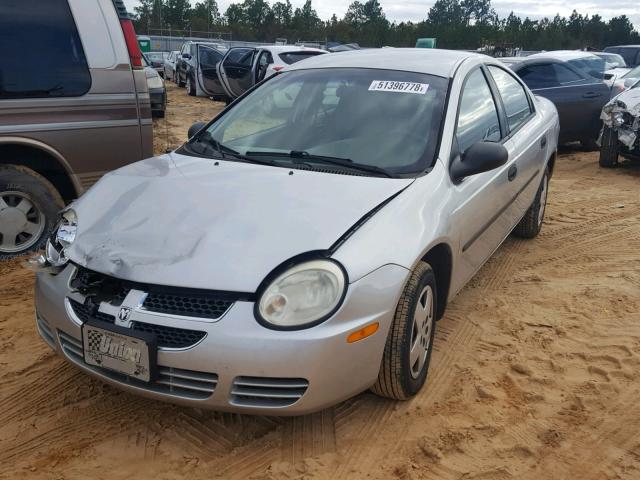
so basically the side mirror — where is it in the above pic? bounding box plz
[450,141,509,182]
[623,78,636,88]
[182,53,192,59]
[188,122,206,139]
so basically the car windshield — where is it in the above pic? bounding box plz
[623,65,640,78]
[148,52,165,62]
[598,53,626,69]
[191,68,448,176]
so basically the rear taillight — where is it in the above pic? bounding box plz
[120,19,143,69]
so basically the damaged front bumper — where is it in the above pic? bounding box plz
[600,87,640,152]
[34,262,408,415]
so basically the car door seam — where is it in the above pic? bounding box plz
[461,169,539,253]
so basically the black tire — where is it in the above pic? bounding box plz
[152,110,165,118]
[513,168,549,239]
[177,71,185,88]
[599,126,619,168]
[372,261,437,400]
[186,75,196,96]
[0,164,64,258]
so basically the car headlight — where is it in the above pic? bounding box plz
[146,74,164,90]
[45,209,77,267]
[256,259,347,329]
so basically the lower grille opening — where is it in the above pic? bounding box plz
[58,330,217,400]
[68,299,207,349]
[231,376,309,408]
[36,314,57,350]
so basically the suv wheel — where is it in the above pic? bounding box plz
[372,261,437,400]
[0,165,63,258]
[187,75,196,96]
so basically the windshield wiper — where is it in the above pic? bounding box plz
[187,133,277,166]
[244,150,393,178]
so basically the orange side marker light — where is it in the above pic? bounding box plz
[347,322,379,343]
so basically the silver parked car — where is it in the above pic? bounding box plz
[35,49,559,415]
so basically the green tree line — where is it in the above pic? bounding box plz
[132,0,640,50]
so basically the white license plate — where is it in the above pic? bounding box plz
[82,324,153,382]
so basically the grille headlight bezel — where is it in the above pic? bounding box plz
[255,258,348,330]
[45,209,77,267]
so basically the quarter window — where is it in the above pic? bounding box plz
[0,0,90,99]
[456,69,502,154]
[488,66,533,132]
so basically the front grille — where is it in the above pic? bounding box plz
[230,376,309,408]
[68,298,116,324]
[130,321,206,349]
[36,314,56,350]
[58,330,217,400]
[143,292,233,319]
[68,298,206,349]
[71,266,241,320]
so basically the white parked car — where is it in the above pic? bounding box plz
[593,52,631,87]
[163,50,180,82]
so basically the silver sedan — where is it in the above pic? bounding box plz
[35,49,559,415]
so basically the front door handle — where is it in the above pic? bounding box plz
[582,91,601,98]
[508,164,518,182]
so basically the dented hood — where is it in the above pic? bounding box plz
[67,152,413,292]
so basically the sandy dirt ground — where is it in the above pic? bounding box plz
[1,83,640,480]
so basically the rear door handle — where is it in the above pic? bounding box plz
[582,92,601,98]
[540,136,547,149]
[508,164,518,182]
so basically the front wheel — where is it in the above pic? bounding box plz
[513,168,549,239]
[599,126,619,168]
[372,261,437,400]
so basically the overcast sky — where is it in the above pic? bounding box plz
[123,0,640,29]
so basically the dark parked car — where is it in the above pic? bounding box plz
[503,51,610,148]
[142,55,166,117]
[603,45,640,68]
[145,51,169,78]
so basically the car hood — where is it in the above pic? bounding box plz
[67,152,413,292]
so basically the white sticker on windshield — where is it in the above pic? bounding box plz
[368,80,429,94]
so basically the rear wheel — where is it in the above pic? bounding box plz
[599,126,619,168]
[513,168,549,239]
[0,164,64,258]
[372,261,437,400]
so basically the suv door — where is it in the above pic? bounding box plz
[216,47,257,98]
[197,45,225,98]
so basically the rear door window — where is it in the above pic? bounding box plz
[456,69,502,154]
[279,51,326,65]
[488,66,533,132]
[518,64,559,89]
[619,48,640,67]
[0,0,90,99]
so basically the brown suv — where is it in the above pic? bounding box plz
[0,0,153,258]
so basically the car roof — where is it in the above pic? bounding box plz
[605,45,640,48]
[286,48,486,78]
[259,45,326,53]
[527,50,598,61]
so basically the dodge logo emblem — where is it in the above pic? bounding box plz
[118,307,132,322]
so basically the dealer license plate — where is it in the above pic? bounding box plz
[82,323,153,382]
